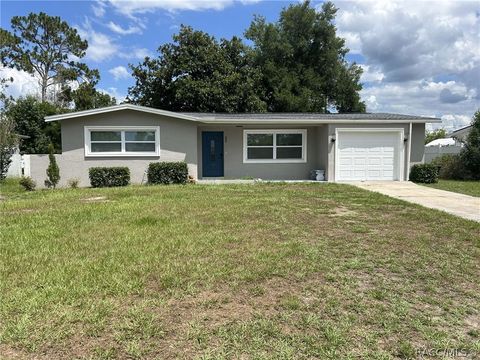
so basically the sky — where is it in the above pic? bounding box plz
[1,0,479,131]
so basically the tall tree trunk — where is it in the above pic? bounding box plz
[41,76,47,102]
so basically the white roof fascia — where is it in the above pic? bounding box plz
[197,118,442,124]
[45,104,200,122]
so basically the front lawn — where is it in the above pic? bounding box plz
[0,177,25,197]
[1,183,479,359]
[423,179,480,197]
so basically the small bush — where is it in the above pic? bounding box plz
[89,167,130,188]
[45,143,60,189]
[67,178,80,189]
[409,163,438,183]
[19,176,36,191]
[147,162,188,185]
[431,154,470,180]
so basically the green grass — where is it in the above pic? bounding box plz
[0,177,25,196]
[423,179,480,197]
[1,182,479,359]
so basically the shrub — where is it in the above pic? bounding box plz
[431,154,470,180]
[19,176,36,191]
[147,162,188,185]
[67,178,80,189]
[409,163,438,183]
[0,114,18,180]
[89,167,130,188]
[460,110,480,180]
[45,143,60,188]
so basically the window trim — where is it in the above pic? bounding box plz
[243,129,307,163]
[84,126,160,157]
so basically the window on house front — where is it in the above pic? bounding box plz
[243,130,306,163]
[85,127,159,156]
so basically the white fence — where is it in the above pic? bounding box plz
[424,145,462,163]
[6,154,30,177]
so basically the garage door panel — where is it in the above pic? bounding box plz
[383,158,394,165]
[339,170,353,178]
[354,170,366,178]
[354,158,366,165]
[337,131,401,181]
[339,157,353,166]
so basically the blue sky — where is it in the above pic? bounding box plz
[1,0,479,130]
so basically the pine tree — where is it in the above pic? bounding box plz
[45,143,60,188]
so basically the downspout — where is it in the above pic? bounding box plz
[406,122,412,181]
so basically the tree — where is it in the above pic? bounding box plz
[0,76,14,105]
[128,25,266,112]
[1,12,98,102]
[45,143,60,188]
[60,82,116,111]
[0,111,18,180]
[5,96,60,153]
[461,110,480,179]
[425,128,447,144]
[245,1,365,113]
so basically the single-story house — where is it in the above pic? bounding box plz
[31,104,440,186]
[449,124,472,145]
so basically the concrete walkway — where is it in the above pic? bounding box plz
[350,181,480,222]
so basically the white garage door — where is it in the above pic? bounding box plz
[336,131,402,181]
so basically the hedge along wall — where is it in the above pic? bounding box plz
[26,154,198,188]
[147,162,189,184]
[89,167,130,188]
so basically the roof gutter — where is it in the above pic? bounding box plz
[197,119,442,125]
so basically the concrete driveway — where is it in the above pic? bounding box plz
[350,181,480,222]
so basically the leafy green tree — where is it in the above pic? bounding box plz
[1,12,98,102]
[0,76,14,105]
[60,82,116,111]
[128,25,266,112]
[245,1,365,113]
[461,110,480,179]
[425,128,447,144]
[45,143,60,188]
[0,111,18,180]
[5,96,60,153]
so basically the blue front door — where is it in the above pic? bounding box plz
[202,132,224,177]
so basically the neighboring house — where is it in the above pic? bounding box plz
[30,104,440,187]
[449,124,472,145]
[425,138,456,147]
[424,124,471,163]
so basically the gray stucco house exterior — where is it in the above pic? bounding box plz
[34,104,440,187]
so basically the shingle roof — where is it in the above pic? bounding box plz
[181,112,440,121]
[44,104,441,123]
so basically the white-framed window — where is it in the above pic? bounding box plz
[84,126,160,157]
[243,129,307,163]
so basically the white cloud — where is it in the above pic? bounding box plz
[76,19,119,62]
[335,1,480,87]
[360,80,476,131]
[333,0,479,130]
[107,21,142,35]
[102,0,261,23]
[359,65,384,83]
[75,18,151,62]
[438,114,472,132]
[118,47,153,60]
[92,1,107,17]
[98,87,125,103]
[109,65,130,80]
[107,0,233,17]
[0,67,40,99]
